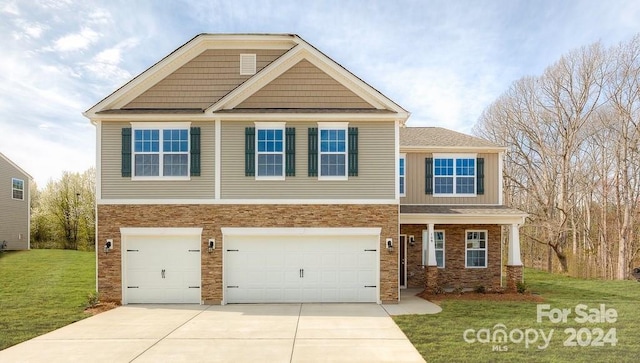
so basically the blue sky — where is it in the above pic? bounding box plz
[1,0,639,185]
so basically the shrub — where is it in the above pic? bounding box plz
[475,285,486,294]
[516,281,527,294]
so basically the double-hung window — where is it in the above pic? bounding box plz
[399,155,406,196]
[434,231,445,268]
[132,123,189,179]
[319,124,347,179]
[12,178,24,200]
[433,154,476,196]
[256,127,284,179]
[465,230,487,268]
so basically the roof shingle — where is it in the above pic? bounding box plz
[400,127,503,148]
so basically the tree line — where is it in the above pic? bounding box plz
[474,35,640,280]
[31,168,95,251]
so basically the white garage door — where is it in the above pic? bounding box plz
[123,230,201,304]
[223,228,379,303]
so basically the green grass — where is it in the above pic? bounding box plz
[0,250,95,350]
[395,268,640,362]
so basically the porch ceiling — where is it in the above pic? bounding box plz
[400,205,528,225]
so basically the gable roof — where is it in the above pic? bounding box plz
[84,33,409,121]
[400,127,505,152]
[0,152,33,180]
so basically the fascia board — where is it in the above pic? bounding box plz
[400,146,508,153]
[400,213,528,225]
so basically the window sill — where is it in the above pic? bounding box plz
[465,266,488,269]
[131,176,191,181]
[255,176,286,181]
[433,193,477,198]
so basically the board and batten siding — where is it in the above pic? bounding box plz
[221,121,395,199]
[400,152,500,205]
[124,48,290,110]
[236,60,375,109]
[100,121,215,199]
[0,156,29,250]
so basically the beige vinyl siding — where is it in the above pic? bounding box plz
[0,157,29,250]
[221,121,395,199]
[400,152,499,205]
[124,49,289,109]
[236,60,375,109]
[101,121,215,199]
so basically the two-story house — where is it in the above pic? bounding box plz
[0,152,31,251]
[84,33,525,305]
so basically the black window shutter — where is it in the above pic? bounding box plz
[348,127,358,176]
[308,128,318,176]
[425,157,433,195]
[190,127,201,176]
[477,157,485,195]
[121,128,132,177]
[245,127,255,176]
[285,127,296,176]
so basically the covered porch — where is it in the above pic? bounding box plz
[399,205,528,292]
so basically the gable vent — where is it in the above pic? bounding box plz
[240,54,256,75]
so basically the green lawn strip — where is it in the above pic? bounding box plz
[395,268,640,362]
[0,250,95,350]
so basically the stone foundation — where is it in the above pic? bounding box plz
[98,203,398,304]
[401,224,502,291]
[424,266,439,293]
[506,265,524,292]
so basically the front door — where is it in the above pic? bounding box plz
[399,235,407,288]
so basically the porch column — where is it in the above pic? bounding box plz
[425,223,439,293]
[506,223,524,291]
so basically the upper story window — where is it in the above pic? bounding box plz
[399,155,406,196]
[12,178,24,200]
[256,128,284,179]
[132,124,189,179]
[433,154,476,196]
[319,127,347,179]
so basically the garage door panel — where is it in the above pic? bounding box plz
[124,233,201,304]
[224,231,379,303]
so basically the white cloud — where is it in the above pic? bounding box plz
[51,27,100,52]
[1,1,20,15]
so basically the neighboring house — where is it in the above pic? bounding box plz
[0,152,31,251]
[399,127,527,292]
[84,33,525,305]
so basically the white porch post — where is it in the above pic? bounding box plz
[427,223,437,266]
[508,223,523,266]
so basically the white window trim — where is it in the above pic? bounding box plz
[130,122,191,181]
[399,153,406,197]
[465,229,488,269]
[11,178,24,200]
[255,122,286,181]
[318,122,349,181]
[434,230,445,268]
[433,153,477,197]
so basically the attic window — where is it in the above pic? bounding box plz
[240,54,256,75]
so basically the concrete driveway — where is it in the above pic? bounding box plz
[0,303,426,362]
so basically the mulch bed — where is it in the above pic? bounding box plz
[418,290,545,304]
[84,302,119,315]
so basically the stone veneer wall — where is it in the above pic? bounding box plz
[401,224,502,290]
[97,204,398,304]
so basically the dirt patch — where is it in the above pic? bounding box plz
[84,302,119,315]
[418,290,544,304]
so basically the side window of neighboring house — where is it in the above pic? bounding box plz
[465,230,487,268]
[399,155,406,196]
[12,178,24,200]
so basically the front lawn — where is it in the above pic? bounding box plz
[395,268,640,362]
[0,250,95,350]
